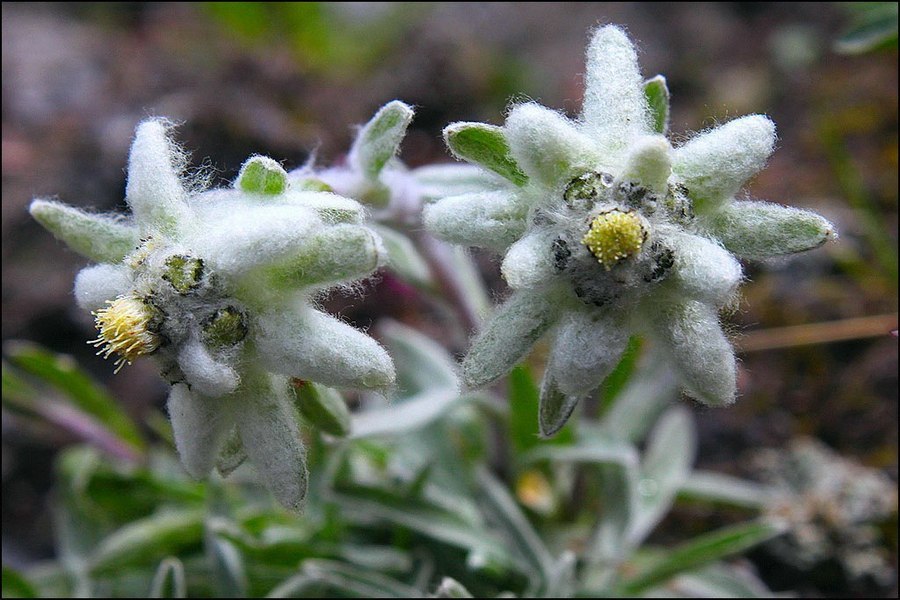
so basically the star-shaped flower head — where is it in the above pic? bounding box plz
[30,119,396,510]
[424,25,835,436]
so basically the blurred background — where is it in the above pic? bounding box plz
[2,2,897,596]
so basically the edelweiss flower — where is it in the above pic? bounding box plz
[30,120,395,509]
[424,25,835,436]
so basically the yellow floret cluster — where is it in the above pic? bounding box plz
[90,295,160,373]
[581,210,646,270]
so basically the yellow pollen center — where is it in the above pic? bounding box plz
[582,210,646,270]
[89,296,160,373]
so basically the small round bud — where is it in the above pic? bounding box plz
[237,156,288,195]
[202,305,248,348]
[162,254,204,294]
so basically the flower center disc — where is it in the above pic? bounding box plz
[582,210,646,270]
[90,295,160,372]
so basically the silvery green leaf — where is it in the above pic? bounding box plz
[644,75,670,135]
[29,200,140,263]
[600,349,679,443]
[413,163,507,201]
[149,557,186,598]
[205,522,248,598]
[629,407,697,545]
[616,521,788,596]
[350,389,467,439]
[670,563,776,598]
[701,200,836,260]
[544,551,577,599]
[370,223,433,287]
[292,381,351,437]
[433,577,474,598]
[89,509,205,575]
[268,559,419,598]
[678,471,776,510]
[380,319,457,395]
[350,100,414,180]
[444,122,528,186]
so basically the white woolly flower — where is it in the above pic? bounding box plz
[424,25,836,436]
[30,119,396,510]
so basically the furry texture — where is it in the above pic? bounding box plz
[426,24,836,433]
[30,118,395,511]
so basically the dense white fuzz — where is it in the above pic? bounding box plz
[422,190,527,251]
[125,119,192,237]
[233,373,308,511]
[616,136,672,194]
[462,289,563,388]
[177,337,240,398]
[255,306,395,391]
[647,299,737,407]
[73,264,133,312]
[668,232,742,309]
[167,384,233,479]
[29,200,139,263]
[501,231,559,289]
[349,100,414,180]
[267,224,384,289]
[191,204,322,276]
[413,163,507,200]
[582,25,652,151]
[545,308,629,397]
[422,24,836,436]
[702,200,836,260]
[673,115,776,213]
[32,116,398,509]
[505,103,599,187]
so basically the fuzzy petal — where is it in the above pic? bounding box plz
[234,373,308,511]
[192,204,323,277]
[255,305,395,390]
[30,199,139,263]
[582,25,652,152]
[701,200,837,260]
[462,288,563,388]
[280,191,365,224]
[645,299,737,407]
[125,119,192,236]
[505,103,599,188]
[177,337,240,398]
[265,224,384,289]
[73,264,133,312]
[167,383,233,479]
[616,135,672,195]
[413,163,507,201]
[349,100,414,180]
[423,190,528,251]
[443,122,528,186]
[545,307,630,398]
[673,115,776,214]
[501,230,559,289]
[667,232,743,309]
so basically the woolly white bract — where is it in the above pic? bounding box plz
[424,25,836,436]
[30,119,397,510]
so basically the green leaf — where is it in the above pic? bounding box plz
[89,510,205,575]
[206,521,248,598]
[350,100,414,180]
[268,559,420,598]
[598,336,642,412]
[476,467,555,593]
[667,563,775,598]
[835,2,898,54]
[600,350,679,443]
[5,342,145,451]
[433,577,474,598]
[509,365,573,456]
[629,407,697,545]
[2,565,38,598]
[149,557,186,598]
[677,471,775,510]
[643,76,670,135]
[444,122,528,186]
[616,521,787,595]
[370,223,433,288]
[29,199,140,263]
[292,381,351,437]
